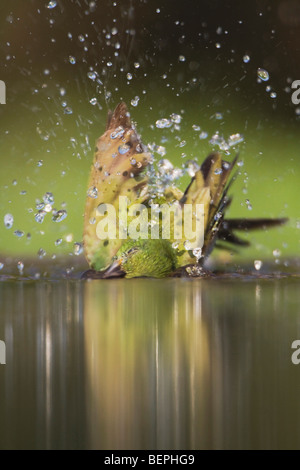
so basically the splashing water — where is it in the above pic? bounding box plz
[156,118,172,129]
[46,0,57,9]
[17,261,24,275]
[257,68,269,81]
[254,260,263,271]
[4,214,14,229]
[74,242,83,256]
[87,186,98,198]
[52,210,68,223]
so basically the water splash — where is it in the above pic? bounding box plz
[46,0,57,9]
[17,261,24,275]
[118,143,130,155]
[257,68,269,81]
[87,186,98,198]
[156,118,172,129]
[254,260,262,271]
[74,242,83,256]
[4,213,13,229]
[52,210,67,223]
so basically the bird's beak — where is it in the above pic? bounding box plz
[102,259,125,278]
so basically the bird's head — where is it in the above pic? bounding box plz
[104,238,178,279]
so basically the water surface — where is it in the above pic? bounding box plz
[0,277,300,449]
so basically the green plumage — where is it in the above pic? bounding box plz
[116,239,178,279]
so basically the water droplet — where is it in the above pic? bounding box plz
[131,96,140,107]
[78,34,85,42]
[192,124,201,131]
[55,238,63,246]
[59,87,66,96]
[90,97,97,105]
[110,126,125,139]
[171,113,182,124]
[111,27,118,35]
[254,260,262,271]
[184,240,192,250]
[64,106,73,115]
[273,249,281,257]
[74,242,83,256]
[155,118,172,129]
[118,143,130,154]
[0,263,4,270]
[192,247,202,260]
[44,204,52,213]
[270,91,277,99]
[126,73,133,80]
[35,210,46,224]
[87,186,98,198]
[14,230,24,238]
[178,55,186,62]
[214,168,223,175]
[52,210,67,223]
[46,0,57,9]
[228,133,244,147]
[215,42,221,49]
[37,248,46,258]
[156,146,166,156]
[214,212,222,221]
[66,234,73,243]
[36,126,50,141]
[243,55,250,63]
[88,71,97,80]
[257,67,269,81]
[17,261,24,275]
[158,159,174,176]
[37,160,43,167]
[134,62,140,69]
[199,131,208,139]
[185,160,200,177]
[69,55,76,65]
[43,192,54,205]
[4,213,13,229]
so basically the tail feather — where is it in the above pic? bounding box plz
[217,217,288,247]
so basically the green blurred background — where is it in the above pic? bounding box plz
[0,0,299,269]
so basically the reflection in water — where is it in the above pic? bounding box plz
[0,278,300,449]
[83,278,300,450]
[0,281,86,450]
[84,280,210,450]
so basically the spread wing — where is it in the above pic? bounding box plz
[179,152,287,265]
[83,102,151,271]
[177,152,237,266]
